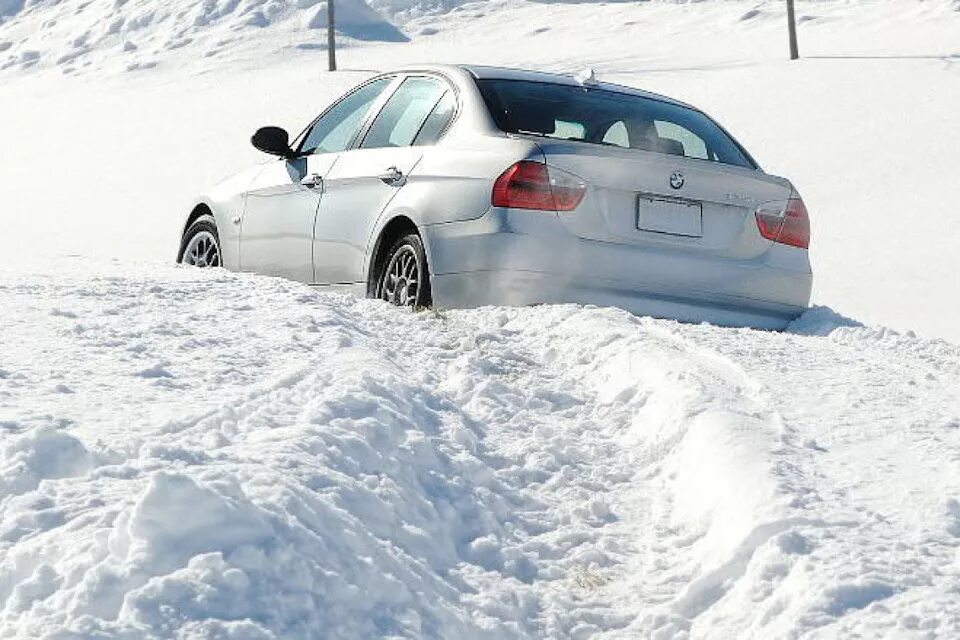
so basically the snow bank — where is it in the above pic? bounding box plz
[0,0,407,74]
[1,260,959,637]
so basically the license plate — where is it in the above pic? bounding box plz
[636,194,703,237]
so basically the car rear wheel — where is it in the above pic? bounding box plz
[178,215,221,268]
[377,233,431,308]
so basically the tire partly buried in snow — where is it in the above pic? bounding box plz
[177,214,221,268]
[378,233,432,308]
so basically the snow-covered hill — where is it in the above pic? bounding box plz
[0,0,417,76]
[1,258,958,638]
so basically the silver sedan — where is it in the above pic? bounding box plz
[178,64,812,329]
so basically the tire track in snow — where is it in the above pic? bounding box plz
[662,319,960,638]
[494,308,832,638]
[3,262,960,638]
[374,304,831,637]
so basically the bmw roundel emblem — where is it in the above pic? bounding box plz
[670,172,685,190]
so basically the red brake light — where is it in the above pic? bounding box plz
[492,161,586,212]
[755,197,810,249]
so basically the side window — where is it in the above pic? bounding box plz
[413,91,456,146]
[654,120,709,160]
[361,77,447,149]
[300,77,392,155]
[602,121,629,148]
[553,120,586,140]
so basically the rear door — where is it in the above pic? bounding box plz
[312,75,453,284]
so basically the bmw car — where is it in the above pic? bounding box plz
[177,64,811,328]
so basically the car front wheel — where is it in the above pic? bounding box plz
[177,214,221,268]
[377,233,431,308]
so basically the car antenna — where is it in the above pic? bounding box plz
[575,67,598,86]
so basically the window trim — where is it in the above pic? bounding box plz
[354,72,460,150]
[474,77,760,171]
[293,74,398,156]
[411,89,456,146]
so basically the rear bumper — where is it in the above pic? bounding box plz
[421,208,812,329]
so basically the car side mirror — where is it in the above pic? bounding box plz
[251,126,295,158]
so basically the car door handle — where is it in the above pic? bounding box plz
[300,173,323,189]
[378,166,403,185]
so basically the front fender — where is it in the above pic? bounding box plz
[181,164,267,270]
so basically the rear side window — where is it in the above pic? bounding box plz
[414,91,456,146]
[361,76,448,149]
[476,78,754,169]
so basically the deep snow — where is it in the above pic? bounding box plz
[1,259,959,638]
[2,0,960,637]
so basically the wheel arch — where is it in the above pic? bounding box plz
[182,202,215,236]
[179,197,242,269]
[366,214,430,298]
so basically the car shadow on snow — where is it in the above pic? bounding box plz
[786,305,864,337]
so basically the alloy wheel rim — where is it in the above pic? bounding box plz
[183,231,221,268]
[380,245,421,307]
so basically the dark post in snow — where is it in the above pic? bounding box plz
[786,0,799,60]
[327,0,337,71]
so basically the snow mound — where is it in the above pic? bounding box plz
[0,0,407,73]
[0,427,96,497]
[1,260,959,637]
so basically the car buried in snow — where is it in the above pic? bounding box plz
[178,64,812,329]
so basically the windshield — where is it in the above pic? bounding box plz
[476,78,756,169]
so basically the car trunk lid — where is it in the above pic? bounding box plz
[534,139,795,260]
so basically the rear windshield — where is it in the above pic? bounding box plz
[476,79,755,169]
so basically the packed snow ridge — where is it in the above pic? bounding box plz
[0,0,413,73]
[1,260,959,638]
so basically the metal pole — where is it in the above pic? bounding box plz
[327,0,337,71]
[786,0,799,60]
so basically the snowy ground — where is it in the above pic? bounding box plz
[2,0,960,638]
[1,258,959,638]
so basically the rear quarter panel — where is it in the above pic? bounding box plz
[365,135,543,277]
[396,136,543,225]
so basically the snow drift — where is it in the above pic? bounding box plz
[1,260,959,638]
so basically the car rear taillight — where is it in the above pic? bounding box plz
[492,161,586,212]
[755,197,810,249]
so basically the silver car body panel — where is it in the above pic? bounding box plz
[185,64,812,329]
[422,208,810,329]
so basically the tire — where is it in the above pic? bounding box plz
[177,214,222,268]
[376,233,432,308]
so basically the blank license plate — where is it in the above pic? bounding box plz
[636,195,703,237]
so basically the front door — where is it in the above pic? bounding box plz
[239,154,335,282]
[238,76,394,282]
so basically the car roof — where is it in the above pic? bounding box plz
[391,63,693,109]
